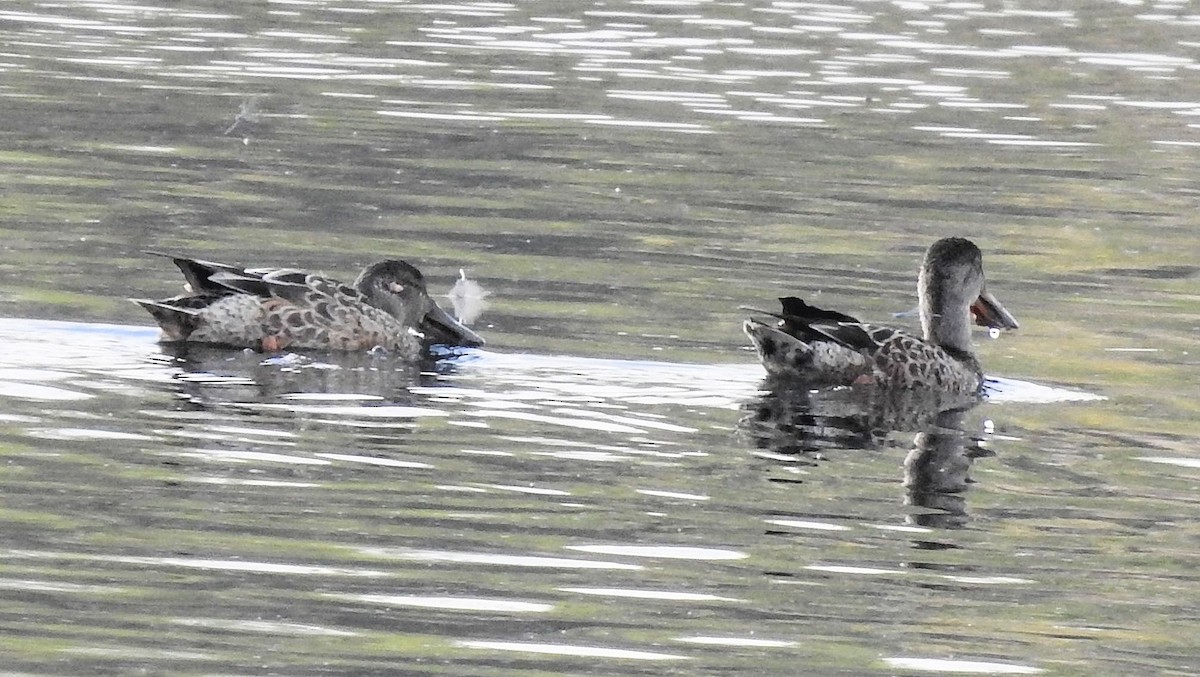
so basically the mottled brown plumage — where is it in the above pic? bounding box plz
[133,254,484,357]
[743,237,1018,395]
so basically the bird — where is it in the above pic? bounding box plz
[743,237,1018,395]
[132,253,484,358]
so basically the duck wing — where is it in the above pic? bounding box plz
[778,297,860,325]
[252,270,411,351]
[254,270,366,309]
[205,271,271,297]
[143,251,250,295]
[806,321,904,354]
[144,252,318,300]
[742,297,865,343]
[206,268,320,299]
[763,297,915,355]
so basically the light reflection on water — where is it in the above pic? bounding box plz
[883,657,1044,675]
[455,640,690,661]
[8,0,1200,149]
[0,314,1144,676]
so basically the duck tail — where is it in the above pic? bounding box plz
[743,319,816,376]
[743,318,872,382]
[131,299,200,341]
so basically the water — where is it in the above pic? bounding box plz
[1,1,1198,674]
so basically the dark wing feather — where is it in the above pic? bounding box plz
[207,271,272,297]
[143,252,248,295]
[807,322,904,353]
[778,297,860,324]
[259,269,319,305]
[754,297,865,344]
[264,269,309,286]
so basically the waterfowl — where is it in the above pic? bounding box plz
[743,237,1018,395]
[133,253,484,357]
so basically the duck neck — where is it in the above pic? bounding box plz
[919,269,974,358]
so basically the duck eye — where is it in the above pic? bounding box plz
[388,282,406,293]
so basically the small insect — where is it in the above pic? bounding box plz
[224,95,263,136]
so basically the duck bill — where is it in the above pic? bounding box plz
[971,290,1019,331]
[423,302,485,347]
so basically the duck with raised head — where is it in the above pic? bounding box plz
[133,253,484,357]
[743,237,1018,395]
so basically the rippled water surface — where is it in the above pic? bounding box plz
[2,1,1199,674]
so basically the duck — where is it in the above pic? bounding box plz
[743,237,1018,395]
[132,253,484,357]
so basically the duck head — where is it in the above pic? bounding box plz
[918,238,1018,355]
[355,260,485,347]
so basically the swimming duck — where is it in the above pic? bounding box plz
[133,253,484,357]
[743,237,1018,395]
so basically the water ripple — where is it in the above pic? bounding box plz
[171,618,358,637]
[560,587,738,602]
[883,657,1043,674]
[676,636,795,647]
[566,545,747,560]
[457,640,688,661]
[367,548,645,570]
[333,593,553,613]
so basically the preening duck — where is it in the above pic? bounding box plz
[134,254,484,356]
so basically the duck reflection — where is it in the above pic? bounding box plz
[902,406,994,529]
[154,342,465,405]
[741,380,995,528]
